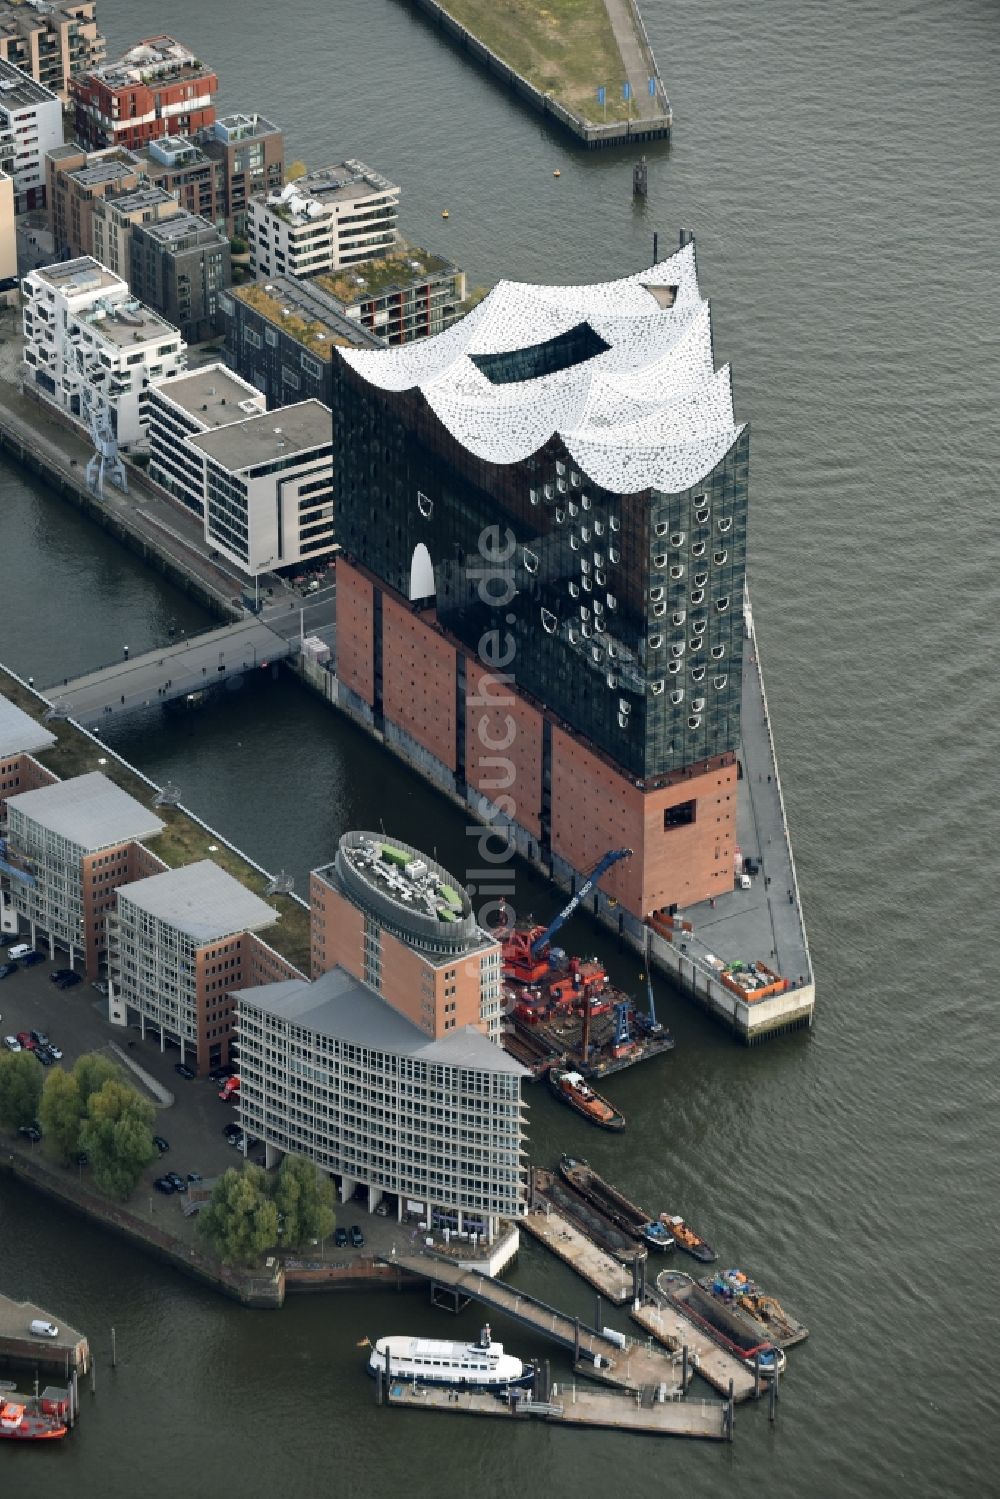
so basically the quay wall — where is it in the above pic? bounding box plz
[395,0,672,148]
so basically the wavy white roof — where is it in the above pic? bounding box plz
[338,242,744,495]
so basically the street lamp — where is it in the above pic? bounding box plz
[254,556,277,613]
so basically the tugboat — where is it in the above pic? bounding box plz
[548,1069,625,1130]
[0,1393,69,1441]
[659,1214,718,1263]
[558,1154,674,1251]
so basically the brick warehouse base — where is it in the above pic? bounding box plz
[335,559,736,932]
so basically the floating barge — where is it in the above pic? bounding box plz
[558,1156,673,1253]
[698,1268,809,1349]
[656,1270,791,1366]
[532,1168,646,1267]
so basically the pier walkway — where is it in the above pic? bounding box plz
[41,618,294,729]
[632,1300,756,1401]
[386,1381,728,1439]
[521,1203,635,1304]
[392,1253,684,1393]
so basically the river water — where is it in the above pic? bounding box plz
[1,1,997,1494]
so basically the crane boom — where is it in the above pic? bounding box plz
[530,848,633,957]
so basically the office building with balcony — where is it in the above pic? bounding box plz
[184,398,334,575]
[248,160,398,281]
[91,182,180,279]
[0,57,61,211]
[22,256,186,445]
[70,35,218,152]
[129,209,230,343]
[146,362,265,514]
[111,859,279,1075]
[310,832,503,1042]
[46,142,143,259]
[331,239,750,931]
[222,275,379,409]
[0,1,104,102]
[4,771,165,976]
[0,693,56,823]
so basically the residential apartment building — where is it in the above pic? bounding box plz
[310,832,503,1042]
[70,35,218,152]
[46,142,142,259]
[185,398,334,574]
[129,209,230,343]
[22,256,186,445]
[248,160,398,280]
[0,57,61,211]
[146,362,265,514]
[317,246,466,346]
[0,170,14,288]
[332,238,749,930]
[198,112,283,239]
[91,183,180,279]
[236,968,527,1237]
[4,771,165,977]
[111,859,278,1075]
[133,134,225,232]
[0,694,55,826]
[222,275,379,410]
[0,1,104,101]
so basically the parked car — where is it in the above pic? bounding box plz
[20,951,43,967]
[16,1031,35,1050]
[222,1123,241,1141]
[186,1172,203,1184]
[174,1062,195,1080]
[47,1043,63,1060]
[3,1035,21,1052]
[334,1226,348,1247]
[349,1225,365,1248]
[153,1177,175,1194]
[165,1172,187,1193]
[35,1048,55,1066]
[49,970,74,984]
[18,1124,41,1142]
[231,1134,246,1151]
[30,1030,49,1048]
[0,963,18,979]
[56,973,82,990]
[152,1136,169,1154]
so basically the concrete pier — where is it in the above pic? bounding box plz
[0,1293,89,1375]
[385,1380,728,1439]
[631,1300,756,1401]
[521,1203,635,1304]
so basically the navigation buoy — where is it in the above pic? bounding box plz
[441,209,450,218]
[553,169,561,177]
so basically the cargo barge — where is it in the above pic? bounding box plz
[558,1155,674,1253]
[656,1270,788,1366]
[532,1168,647,1267]
[698,1268,809,1349]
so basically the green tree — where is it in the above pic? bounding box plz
[0,1050,43,1131]
[272,1154,336,1249]
[79,1080,157,1200]
[198,1165,279,1266]
[39,1068,84,1164]
[285,160,307,182]
[73,1053,122,1106]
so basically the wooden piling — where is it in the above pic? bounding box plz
[111,1326,116,1369]
[681,1343,688,1390]
[768,1368,777,1423]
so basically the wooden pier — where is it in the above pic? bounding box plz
[384,1380,729,1440]
[521,1203,635,1304]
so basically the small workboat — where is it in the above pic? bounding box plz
[548,1070,625,1130]
[659,1213,718,1262]
[0,1396,68,1441]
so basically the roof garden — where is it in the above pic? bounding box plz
[0,669,311,974]
[234,281,347,359]
[317,246,456,306]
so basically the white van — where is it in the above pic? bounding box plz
[29,1319,58,1338]
[8,943,32,960]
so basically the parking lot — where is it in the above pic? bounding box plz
[0,939,411,1260]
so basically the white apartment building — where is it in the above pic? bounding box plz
[235,967,528,1239]
[22,256,186,446]
[0,170,14,286]
[185,398,334,575]
[4,771,164,973]
[0,57,62,212]
[248,160,398,281]
[111,859,277,1073]
[146,362,265,515]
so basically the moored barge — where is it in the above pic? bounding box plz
[699,1268,809,1349]
[558,1155,674,1252]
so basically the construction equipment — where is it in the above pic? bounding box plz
[529,848,632,958]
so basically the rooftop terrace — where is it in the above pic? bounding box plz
[0,54,58,108]
[317,245,457,306]
[233,278,378,357]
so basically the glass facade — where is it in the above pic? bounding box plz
[332,368,748,780]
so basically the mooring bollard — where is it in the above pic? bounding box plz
[754,1352,761,1399]
[769,1367,778,1423]
[111,1326,116,1369]
[727,1378,735,1442]
[681,1343,688,1390]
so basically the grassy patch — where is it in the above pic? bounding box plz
[234,283,346,359]
[1,669,311,973]
[317,244,454,305]
[443,0,631,122]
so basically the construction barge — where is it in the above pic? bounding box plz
[498,852,676,1081]
[558,1155,675,1253]
[699,1267,809,1350]
[532,1169,646,1267]
[657,1270,796,1364]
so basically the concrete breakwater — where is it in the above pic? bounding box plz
[396,0,672,148]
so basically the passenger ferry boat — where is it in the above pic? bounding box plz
[368,1324,532,1389]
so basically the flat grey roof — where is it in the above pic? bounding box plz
[0,693,56,759]
[82,299,181,350]
[237,276,380,351]
[186,399,331,472]
[6,771,164,851]
[151,363,263,427]
[137,210,223,250]
[0,56,58,108]
[34,258,121,295]
[99,185,175,216]
[116,858,276,942]
[236,967,527,1076]
[70,158,138,189]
